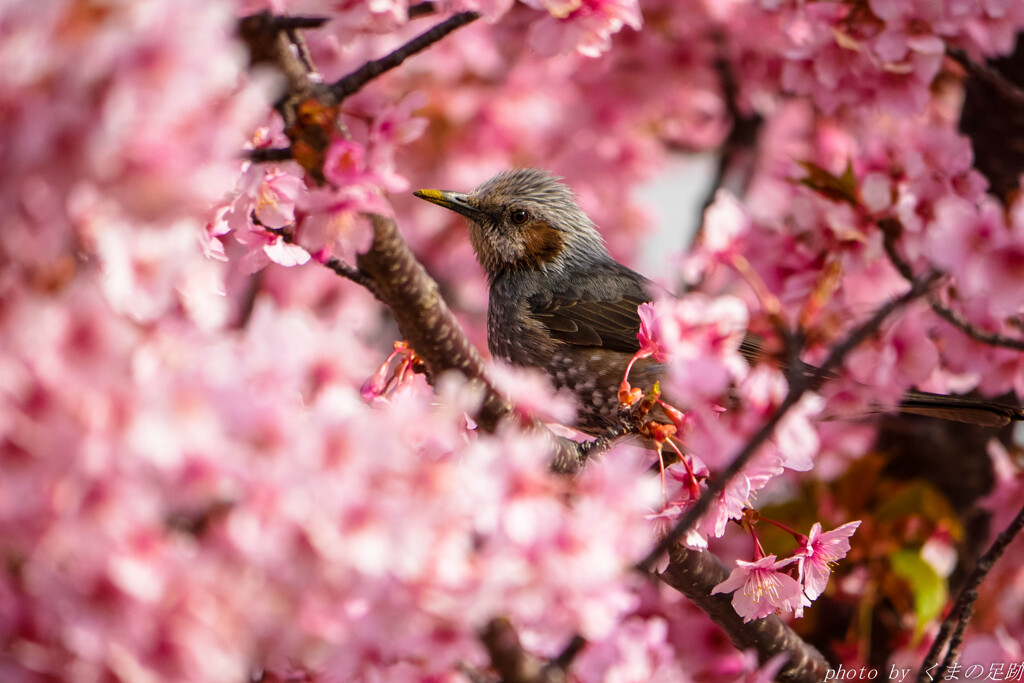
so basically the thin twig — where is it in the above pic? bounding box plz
[238,12,319,97]
[693,37,762,246]
[636,275,937,573]
[287,25,319,74]
[408,2,437,18]
[323,255,378,293]
[881,220,1024,351]
[918,501,1024,682]
[549,635,587,671]
[480,617,572,683]
[816,273,941,378]
[246,147,293,162]
[232,271,264,329]
[273,15,329,31]
[327,11,480,104]
[948,47,1024,110]
[929,298,1024,351]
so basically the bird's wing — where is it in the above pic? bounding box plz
[526,267,772,358]
[528,278,649,353]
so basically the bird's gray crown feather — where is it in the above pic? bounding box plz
[461,169,613,280]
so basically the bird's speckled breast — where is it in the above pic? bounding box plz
[485,270,661,433]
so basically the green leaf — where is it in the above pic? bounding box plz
[889,549,947,640]
[796,159,860,206]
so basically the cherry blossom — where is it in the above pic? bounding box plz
[525,0,643,57]
[638,295,750,406]
[712,555,806,623]
[795,521,862,600]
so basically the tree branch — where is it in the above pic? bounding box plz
[693,37,762,245]
[948,47,1024,110]
[480,618,579,683]
[354,215,587,473]
[238,12,321,99]
[881,219,1024,351]
[239,8,586,472]
[917,500,1024,682]
[326,11,480,104]
[637,275,937,572]
[246,147,293,162]
[408,2,437,19]
[628,277,937,682]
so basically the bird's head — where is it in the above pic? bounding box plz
[414,169,610,281]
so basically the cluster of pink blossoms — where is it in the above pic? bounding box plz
[700,108,1024,404]
[0,1,688,680]
[4,0,1024,679]
[627,296,860,621]
[771,0,1024,113]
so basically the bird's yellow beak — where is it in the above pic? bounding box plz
[412,188,447,203]
[413,188,486,221]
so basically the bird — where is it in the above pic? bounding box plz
[414,168,1024,435]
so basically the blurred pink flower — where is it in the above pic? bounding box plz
[702,189,750,264]
[659,295,750,405]
[297,187,380,262]
[323,139,372,189]
[488,362,578,424]
[700,450,783,539]
[233,222,311,273]
[255,170,304,230]
[775,1,946,114]
[702,472,752,540]
[525,0,642,57]
[646,503,707,561]
[926,195,1024,318]
[574,616,682,682]
[208,160,312,271]
[0,0,273,231]
[636,302,671,363]
[736,366,821,472]
[5,0,1024,677]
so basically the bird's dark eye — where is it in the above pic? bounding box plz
[510,209,529,225]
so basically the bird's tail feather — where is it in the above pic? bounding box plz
[823,390,1024,427]
[893,390,1024,427]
